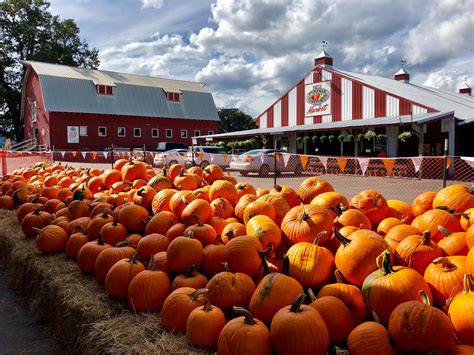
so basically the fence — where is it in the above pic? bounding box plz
[0,150,53,176]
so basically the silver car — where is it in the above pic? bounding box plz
[230,149,304,176]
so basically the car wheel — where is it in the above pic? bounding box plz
[240,170,249,176]
[200,160,210,169]
[294,163,303,175]
[258,164,270,177]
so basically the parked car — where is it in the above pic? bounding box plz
[185,146,230,169]
[153,148,187,167]
[230,149,303,176]
[156,142,188,152]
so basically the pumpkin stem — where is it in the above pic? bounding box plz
[150,255,157,271]
[421,230,433,245]
[297,210,309,222]
[419,290,432,306]
[312,231,327,245]
[273,184,282,192]
[232,307,257,325]
[258,251,271,276]
[282,254,290,276]
[333,227,351,246]
[97,234,105,246]
[329,206,343,216]
[181,195,189,206]
[32,227,42,235]
[179,168,185,177]
[289,294,307,313]
[334,346,349,355]
[33,206,42,215]
[222,261,231,272]
[307,288,317,302]
[334,270,345,283]
[202,297,213,312]
[73,224,87,234]
[463,273,473,293]
[114,240,130,248]
[435,206,456,214]
[190,288,208,301]
[432,257,455,270]
[100,212,110,219]
[129,251,138,264]
[185,230,194,239]
[193,214,204,227]
[224,230,235,241]
[378,249,396,275]
[371,311,381,323]
[437,225,451,238]
[184,265,196,278]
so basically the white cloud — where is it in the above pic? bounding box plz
[423,69,472,92]
[140,0,164,9]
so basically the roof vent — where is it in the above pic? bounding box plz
[394,59,410,83]
[314,41,333,67]
[459,80,471,96]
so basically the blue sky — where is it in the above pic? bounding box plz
[49,0,474,116]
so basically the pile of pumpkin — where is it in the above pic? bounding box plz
[0,159,473,354]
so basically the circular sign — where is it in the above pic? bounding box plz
[305,85,330,105]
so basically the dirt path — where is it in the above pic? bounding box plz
[0,266,61,354]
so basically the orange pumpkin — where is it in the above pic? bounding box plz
[448,273,474,345]
[209,180,238,205]
[350,189,389,225]
[433,184,474,214]
[411,208,462,242]
[297,177,334,204]
[347,321,395,355]
[387,199,414,223]
[412,191,436,217]
[246,215,281,251]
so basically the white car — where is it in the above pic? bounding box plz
[153,148,187,167]
[185,146,231,169]
[230,149,303,176]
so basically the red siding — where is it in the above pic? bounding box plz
[352,81,363,119]
[48,112,218,150]
[266,106,274,128]
[399,100,411,115]
[331,73,342,121]
[313,116,322,124]
[297,81,305,125]
[375,91,386,117]
[281,94,289,127]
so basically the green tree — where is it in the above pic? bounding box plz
[218,108,257,133]
[0,0,99,140]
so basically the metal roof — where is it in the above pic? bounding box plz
[23,61,219,121]
[332,68,474,121]
[394,68,409,75]
[315,50,332,59]
[194,111,453,139]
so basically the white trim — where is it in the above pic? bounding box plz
[288,87,297,126]
[151,128,159,138]
[134,128,141,137]
[341,78,352,121]
[166,129,173,138]
[117,127,126,137]
[386,95,399,117]
[181,129,188,138]
[273,100,282,128]
[363,86,375,119]
[259,112,268,128]
[98,126,107,137]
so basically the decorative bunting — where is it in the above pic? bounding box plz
[60,151,66,158]
[222,154,228,164]
[383,159,396,175]
[71,151,77,158]
[460,156,474,168]
[282,153,291,167]
[300,155,309,170]
[318,156,328,169]
[198,152,204,161]
[275,152,281,162]
[410,157,423,172]
[336,157,347,173]
[92,151,98,160]
[210,153,215,162]
[357,158,370,175]
[446,157,452,169]
[81,152,87,159]
[103,151,108,160]
[259,154,265,163]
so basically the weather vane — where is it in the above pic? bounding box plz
[321,41,328,50]
[400,59,407,69]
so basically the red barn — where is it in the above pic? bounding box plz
[198,51,473,157]
[21,61,219,150]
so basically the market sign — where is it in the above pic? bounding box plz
[304,81,331,116]
[67,126,79,143]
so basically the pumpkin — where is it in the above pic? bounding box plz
[362,250,433,325]
[437,226,469,256]
[448,273,474,345]
[67,199,91,220]
[87,213,113,240]
[173,170,200,191]
[65,226,90,259]
[121,161,148,182]
[411,208,462,242]
[151,188,176,213]
[347,321,396,355]
[210,197,234,219]
[433,184,474,214]
[124,233,141,248]
[389,290,456,353]
[384,223,421,251]
[257,194,290,227]
[376,217,405,236]
[467,224,474,249]
[308,292,354,346]
[281,205,333,245]
[35,225,68,254]
[202,164,224,184]
[271,294,329,355]
[224,236,262,278]
[234,194,258,220]
[209,180,238,205]
[200,238,226,277]
[451,345,474,355]
[136,233,170,262]
[412,191,436,217]
[148,251,170,275]
[22,208,54,238]
[387,199,414,223]
[171,266,208,291]
[318,270,368,325]
[183,216,217,246]
[117,204,149,233]
[95,242,135,283]
[16,202,41,223]
[221,222,246,243]
[235,182,257,198]
[100,221,128,246]
[468,248,474,275]
[246,215,281,251]
[207,216,228,235]
[186,298,226,350]
[297,177,334,204]
[113,159,129,171]
[169,190,196,217]
[103,169,122,189]
[460,208,474,231]
[166,236,204,273]
[269,185,299,208]
[145,211,178,235]
[147,174,173,191]
[395,230,442,274]
[206,263,256,310]
[334,208,371,230]
[132,185,156,211]
[286,232,334,289]
[168,163,185,181]
[424,256,466,308]
[77,236,112,274]
[334,228,389,287]
[165,222,186,242]
[310,191,349,212]
[256,187,269,197]
[161,287,207,333]
[66,216,91,236]
[105,253,145,299]
[350,189,389,225]
[249,255,303,324]
[217,307,271,355]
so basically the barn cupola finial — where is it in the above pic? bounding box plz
[314,40,333,68]
[394,59,410,83]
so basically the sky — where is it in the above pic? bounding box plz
[48,0,474,116]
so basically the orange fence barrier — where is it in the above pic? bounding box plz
[0,150,53,176]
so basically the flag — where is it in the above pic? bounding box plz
[318,156,328,169]
[92,151,98,160]
[383,159,396,176]
[275,153,281,162]
[103,151,109,160]
[72,151,77,157]
[411,157,423,172]
[222,154,228,164]
[282,153,291,167]
[210,154,215,162]
[446,157,452,169]
[81,152,87,159]
[198,152,204,161]
[336,157,348,173]
[357,158,370,175]
[300,155,309,170]
[247,155,253,162]
[60,151,66,159]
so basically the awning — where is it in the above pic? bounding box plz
[194,111,454,140]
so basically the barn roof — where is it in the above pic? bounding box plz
[22,61,219,121]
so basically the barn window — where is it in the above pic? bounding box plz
[166,129,173,138]
[165,91,181,102]
[194,130,201,137]
[152,128,159,138]
[117,127,126,137]
[96,85,114,95]
[79,126,88,136]
[208,130,214,135]
[181,129,188,138]
[134,128,141,137]
[98,126,107,137]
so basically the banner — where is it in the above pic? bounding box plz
[198,152,204,161]
[282,153,291,167]
[446,157,452,169]
[411,157,423,172]
[318,156,328,169]
[357,158,370,175]
[92,151,98,160]
[275,153,281,162]
[71,151,77,158]
[461,156,474,168]
[103,151,108,160]
[60,151,66,159]
[222,154,228,164]
[304,81,331,117]
[210,154,215,162]
[300,155,309,170]
[383,159,396,175]
[81,152,87,159]
[259,154,265,164]
[336,157,347,173]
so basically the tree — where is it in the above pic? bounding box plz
[218,108,257,133]
[0,0,99,141]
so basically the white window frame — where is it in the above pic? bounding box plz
[194,130,201,137]
[208,130,214,135]
[134,128,141,137]
[117,127,126,137]
[166,129,173,138]
[181,129,188,138]
[98,126,107,137]
[151,128,159,138]
[79,126,88,136]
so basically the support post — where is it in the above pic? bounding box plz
[274,151,278,186]
[442,138,448,188]
[111,144,114,168]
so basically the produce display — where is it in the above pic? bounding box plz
[0,159,474,354]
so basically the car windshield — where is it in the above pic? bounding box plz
[168,149,187,153]
[243,149,275,155]
[188,146,227,154]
